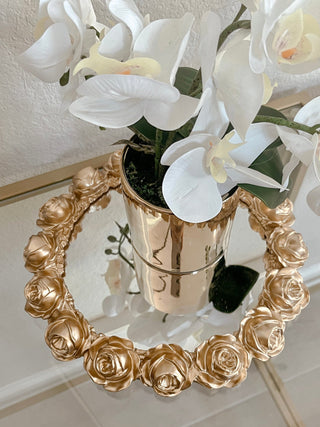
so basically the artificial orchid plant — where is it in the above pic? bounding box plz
[18,0,320,223]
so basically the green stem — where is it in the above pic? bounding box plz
[218,20,251,50]
[158,130,177,181]
[232,4,247,23]
[119,248,135,270]
[254,115,320,135]
[154,128,163,180]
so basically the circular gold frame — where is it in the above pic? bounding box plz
[24,151,310,397]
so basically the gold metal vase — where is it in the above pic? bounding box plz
[120,147,240,315]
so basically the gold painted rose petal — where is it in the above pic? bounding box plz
[24,273,67,319]
[37,194,76,230]
[24,232,55,272]
[140,344,195,397]
[238,307,285,361]
[195,334,250,389]
[269,227,309,268]
[258,269,310,321]
[45,310,91,361]
[84,335,140,392]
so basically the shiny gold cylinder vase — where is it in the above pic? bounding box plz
[120,147,239,315]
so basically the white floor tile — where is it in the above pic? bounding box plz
[0,387,99,427]
[272,286,320,382]
[190,391,286,427]
[73,364,267,427]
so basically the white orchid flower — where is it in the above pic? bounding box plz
[200,12,266,141]
[249,0,320,74]
[17,0,100,83]
[161,102,285,223]
[69,13,208,130]
[241,0,260,12]
[276,96,320,214]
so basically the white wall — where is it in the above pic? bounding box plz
[1,0,320,186]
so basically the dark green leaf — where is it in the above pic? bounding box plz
[123,224,130,235]
[130,117,157,142]
[59,70,70,86]
[209,258,259,313]
[105,249,113,255]
[85,74,94,80]
[99,126,106,131]
[107,235,117,242]
[174,67,199,95]
[238,104,290,208]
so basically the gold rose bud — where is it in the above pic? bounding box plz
[37,194,76,230]
[140,344,195,397]
[269,228,309,268]
[84,336,140,392]
[259,269,310,321]
[71,167,104,198]
[45,310,91,361]
[24,232,55,272]
[195,335,251,388]
[238,307,285,361]
[24,273,66,319]
[249,198,295,238]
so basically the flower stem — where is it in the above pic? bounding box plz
[232,4,247,23]
[217,20,251,50]
[154,128,163,180]
[254,115,320,135]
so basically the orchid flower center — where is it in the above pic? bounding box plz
[73,42,161,78]
[205,131,242,183]
[272,9,320,65]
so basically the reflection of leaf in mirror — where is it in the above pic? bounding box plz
[209,256,259,313]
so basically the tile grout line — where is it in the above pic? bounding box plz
[254,360,305,427]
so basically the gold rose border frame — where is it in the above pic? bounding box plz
[23,151,310,397]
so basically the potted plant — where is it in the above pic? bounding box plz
[19,0,320,314]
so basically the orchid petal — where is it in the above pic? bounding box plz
[200,11,221,84]
[277,126,314,165]
[17,23,72,82]
[134,13,194,84]
[230,123,279,166]
[162,147,222,223]
[144,91,208,131]
[161,133,212,166]
[249,9,268,73]
[214,39,264,140]
[128,295,150,317]
[282,154,300,188]
[69,96,144,128]
[313,133,320,181]
[99,23,131,61]
[294,96,320,127]
[307,185,320,215]
[76,74,180,102]
[108,0,144,43]
[102,294,126,317]
[193,80,229,137]
[74,42,161,77]
[226,164,285,190]
[69,0,97,26]
[241,0,259,12]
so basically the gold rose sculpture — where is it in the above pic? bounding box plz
[23,152,310,396]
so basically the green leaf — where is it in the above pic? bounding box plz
[130,117,157,143]
[239,104,290,208]
[107,235,117,242]
[105,249,113,255]
[59,70,70,86]
[209,257,259,313]
[174,67,199,95]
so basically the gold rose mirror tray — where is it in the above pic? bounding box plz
[23,152,310,397]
